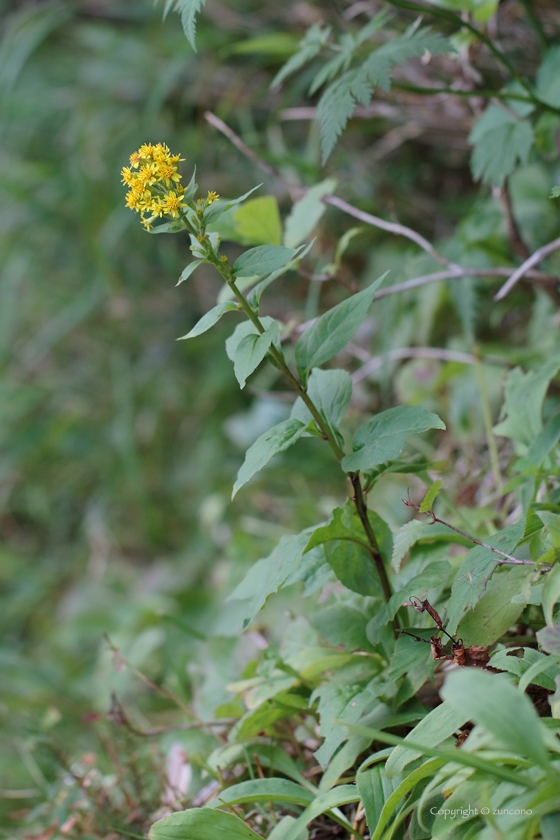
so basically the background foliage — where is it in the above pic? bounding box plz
[1,1,560,839]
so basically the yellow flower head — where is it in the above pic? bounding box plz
[207,191,219,205]
[123,143,191,227]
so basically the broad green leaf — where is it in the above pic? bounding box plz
[149,808,262,840]
[206,778,314,808]
[525,412,560,466]
[226,317,278,361]
[493,359,560,451]
[311,604,371,651]
[440,668,550,768]
[490,647,558,692]
[284,178,337,248]
[457,564,532,646]
[247,241,314,307]
[234,244,296,278]
[341,406,445,473]
[233,320,280,388]
[291,368,352,439]
[535,46,560,108]
[385,701,467,778]
[149,219,185,234]
[203,185,262,223]
[324,539,380,596]
[360,759,445,840]
[228,532,310,629]
[366,561,452,644]
[295,273,388,382]
[232,418,306,498]
[538,511,560,548]
[537,623,560,656]
[542,563,560,627]
[391,520,426,573]
[282,785,360,840]
[343,722,538,787]
[176,259,204,286]
[178,302,239,340]
[268,816,308,840]
[419,480,442,514]
[232,197,282,246]
[446,520,525,636]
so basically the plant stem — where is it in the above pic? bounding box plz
[205,247,396,617]
[517,0,548,53]
[392,82,534,104]
[473,346,503,496]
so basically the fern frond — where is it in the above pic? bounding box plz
[155,0,206,51]
[271,24,331,89]
[317,27,451,161]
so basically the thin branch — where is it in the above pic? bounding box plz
[403,498,552,570]
[494,236,560,300]
[349,346,508,383]
[108,694,236,738]
[322,194,461,270]
[392,82,535,105]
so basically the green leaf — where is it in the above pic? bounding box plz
[284,179,337,248]
[232,419,306,498]
[446,520,525,636]
[525,412,560,466]
[341,406,446,473]
[391,520,426,573]
[536,46,560,108]
[149,219,185,234]
[204,185,262,224]
[295,273,388,382]
[384,701,467,778]
[233,320,280,388]
[469,106,535,186]
[537,623,560,655]
[359,760,445,840]
[234,244,297,279]
[176,260,204,286]
[232,197,282,246]
[311,604,371,651]
[457,565,532,646]
[551,186,560,199]
[291,368,352,440]
[207,778,315,808]
[318,735,374,792]
[542,563,560,627]
[226,317,278,361]
[305,500,392,596]
[271,24,331,88]
[178,302,239,340]
[149,808,262,840]
[228,532,311,629]
[493,358,560,451]
[419,480,442,514]
[440,668,550,768]
[318,28,451,161]
[313,682,376,768]
[268,816,308,840]
[282,786,360,840]
[247,241,315,307]
[490,647,558,692]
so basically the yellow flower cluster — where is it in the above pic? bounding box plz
[122,143,220,231]
[122,143,186,229]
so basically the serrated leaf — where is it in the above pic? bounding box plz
[494,358,560,451]
[419,480,442,513]
[156,0,207,52]
[149,808,262,840]
[234,244,297,278]
[284,179,337,248]
[318,28,451,161]
[440,668,550,767]
[341,406,446,473]
[271,24,331,88]
[469,105,535,186]
[446,520,525,636]
[391,519,426,573]
[233,320,280,388]
[232,419,306,498]
[178,301,239,340]
[295,273,387,382]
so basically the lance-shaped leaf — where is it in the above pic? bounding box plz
[234,244,297,278]
[341,406,445,473]
[419,479,442,513]
[281,785,360,840]
[178,301,239,340]
[149,808,263,840]
[295,272,388,382]
[233,320,280,388]
[232,419,306,498]
[206,778,315,808]
[176,259,204,286]
[291,368,352,439]
[203,185,262,224]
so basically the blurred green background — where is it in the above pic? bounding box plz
[1,0,559,835]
